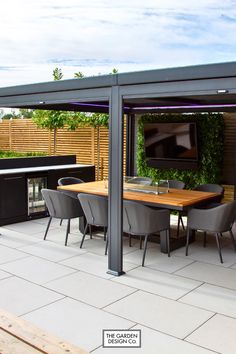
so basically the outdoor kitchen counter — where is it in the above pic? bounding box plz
[0,162,95,225]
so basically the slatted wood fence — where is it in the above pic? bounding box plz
[0,119,123,180]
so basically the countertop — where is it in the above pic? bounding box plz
[0,164,93,175]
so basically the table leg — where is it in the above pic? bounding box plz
[160,228,196,253]
[160,230,169,253]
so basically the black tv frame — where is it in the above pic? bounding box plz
[144,121,199,170]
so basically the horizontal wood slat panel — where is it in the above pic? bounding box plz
[0,118,119,180]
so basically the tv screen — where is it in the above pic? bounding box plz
[144,122,198,161]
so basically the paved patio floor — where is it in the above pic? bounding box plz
[0,216,236,353]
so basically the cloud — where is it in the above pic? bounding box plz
[0,0,236,87]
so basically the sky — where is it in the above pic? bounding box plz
[0,0,236,88]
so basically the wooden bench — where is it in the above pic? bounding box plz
[0,308,89,354]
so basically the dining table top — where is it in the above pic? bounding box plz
[58,180,221,211]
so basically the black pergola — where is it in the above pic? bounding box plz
[0,61,236,275]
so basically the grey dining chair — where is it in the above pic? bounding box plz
[193,183,224,205]
[127,176,152,186]
[123,200,170,266]
[126,176,154,249]
[41,189,84,246]
[78,193,108,255]
[168,180,185,190]
[185,200,236,263]
[58,176,84,187]
[58,177,84,225]
[177,183,224,237]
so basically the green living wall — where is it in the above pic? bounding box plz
[137,113,224,189]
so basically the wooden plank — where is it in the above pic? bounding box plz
[58,180,219,210]
[0,330,43,353]
[0,309,89,354]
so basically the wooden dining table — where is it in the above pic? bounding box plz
[58,180,220,211]
[58,180,221,253]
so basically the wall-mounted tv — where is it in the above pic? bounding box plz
[144,122,198,169]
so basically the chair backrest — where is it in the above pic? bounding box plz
[58,177,84,186]
[193,183,224,194]
[193,183,224,201]
[123,200,170,236]
[41,189,84,219]
[127,177,152,186]
[58,177,85,200]
[188,199,236,233]
[78,193,108,227]
[168,180,185,189]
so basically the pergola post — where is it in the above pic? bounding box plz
[107,86,124,276]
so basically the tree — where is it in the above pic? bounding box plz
[53,67,63,81]
[33,109,69,154]
[32,67,69,154]
[19,109,33,119]
[72,68,117,178]
[110,68,118,74]
[1,109,20,119]
[74,71,84,79]
[32,67,117,174]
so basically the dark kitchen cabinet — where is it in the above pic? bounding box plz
[0,158,95,226]
[0,174,27,224]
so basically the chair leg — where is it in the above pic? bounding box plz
[104,227,106,241]
[89,225,92,239]
[44,216,52,240]
[105,230,108,255]
[129,234,132,247]
[140,235,142,249]
[60,219,63,226]
[185,227,191,256]
[80,223,89,249]
[180,215,185,230]
[203,232,207,247]
[229,230,236,251]
[65,219,71,246]
[166,229,170,257]
[215,232,223,263]
[142,235,148,267]
[177,213,181,238]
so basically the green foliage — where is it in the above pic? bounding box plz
[110,68,118,74]
[74,71,84,79]
[19,109,33,119]
[0,151,46,158]
[32,109,69,131]
[137,113,224,188]
[53,68,63,81]
[73,112,109,129]
[1,109,20,119]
